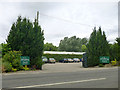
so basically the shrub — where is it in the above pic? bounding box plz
[23,65,29,71]
[12,68,17,72]
[99,64,104,67]
[3,62,12,72]
[2,51,22,71]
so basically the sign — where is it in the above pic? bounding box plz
[21,56,30,65]
[100,56,109,63]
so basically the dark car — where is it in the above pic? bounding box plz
[63,58,68,63]
[59,59,64,63]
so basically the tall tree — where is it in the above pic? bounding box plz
[7,11,44,69]
[86,27,109,67]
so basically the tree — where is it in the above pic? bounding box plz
[58,36,88,52]
[86,27,109,67]
[44,43,58,51]
[81,38,88,45]
[6,11,44,69]
[116,38,120,61]
[109,43,119,61]
[81,45,87,52]
[1,43,11,56]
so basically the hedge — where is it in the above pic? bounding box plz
[43,54,83,62]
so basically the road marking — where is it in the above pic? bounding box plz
[13,78,106,88]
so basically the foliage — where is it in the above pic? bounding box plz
[2,62,12,72]
[44,43,58,51]
[109,43,119,61]
[23,65,29,71]
[116,38,120,61]
[58,36,88,52]
[111,59,117,66]
[1,43,11,56]
[6,12,44,69]
[86,27,109,67]
[43,54,82,62]
[2,51,22,70]
[99,64,104,67]
[0,44,2,58]
[81,45,87,52]
[12,68,17,72]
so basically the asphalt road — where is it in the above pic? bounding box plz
[2,63,118,89]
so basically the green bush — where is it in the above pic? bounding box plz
[43,54,82,62]
[3,51,22,71]
[12,68,17,72]
[99,64,104,67]
[3,62,12,72]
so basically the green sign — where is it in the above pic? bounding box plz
[21,56,30,65]
[100,56,109,63]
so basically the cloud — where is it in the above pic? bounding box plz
[0,2,118,46]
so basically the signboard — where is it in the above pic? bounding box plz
[21,56,30,65]
[100,56,109,63]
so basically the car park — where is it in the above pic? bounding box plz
[67,58,74,63]
[42,56,48,63]
[48,58,56,63]
[73,58,80,62]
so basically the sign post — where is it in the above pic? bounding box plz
[100,56,109,64]
[21,56,30,65]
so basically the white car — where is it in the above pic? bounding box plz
[73,58,80,62]
[42,56,48,63]
[48,58,56,63]
[67,58,74,63]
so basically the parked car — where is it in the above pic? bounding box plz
[59,59,64,63]
[48,58,56,63]
[67,58,74,63]
[73,58,80,62]
[42,56,48,63]
[63,58,68,63]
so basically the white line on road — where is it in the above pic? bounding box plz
[13,78,106,88]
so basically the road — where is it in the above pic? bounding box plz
[2,63,118,89]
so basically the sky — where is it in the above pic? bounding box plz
[0,0,118,46]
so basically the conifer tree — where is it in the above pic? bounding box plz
[7,11,44,69]
[87,27,109,66]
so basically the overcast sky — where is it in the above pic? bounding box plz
[0,1,118,46]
